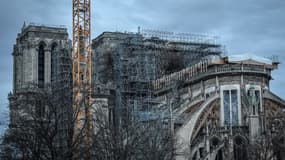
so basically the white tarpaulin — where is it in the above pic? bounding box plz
[228,54,272,64]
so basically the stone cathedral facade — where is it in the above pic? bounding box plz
[92,31,285,160]
[151,56,285,160]
[7,23,285,160]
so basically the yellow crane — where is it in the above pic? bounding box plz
[72,0,92,155]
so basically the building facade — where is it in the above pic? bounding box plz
[7,24,285,160]
[151,56,285,160]
[92,31,222,125]
[92,31,285,160]
[7,23,72,159]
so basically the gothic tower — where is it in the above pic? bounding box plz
[8,24,72,157]
[12,23,71,91]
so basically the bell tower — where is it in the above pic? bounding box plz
[12,23,70,91]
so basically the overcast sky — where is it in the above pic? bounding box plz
[1,0,285,133]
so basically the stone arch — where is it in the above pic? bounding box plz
[177,94,219,141]
[50,42,58,50]
[208,135,225,160]
[190,97,219,141]
[191,146,206,160]
[48,40,59,49]
[233,135,248,160]
[175,94,219,160]
[38,41,47,47]
[210,135,222,150]
[35,39,49,50]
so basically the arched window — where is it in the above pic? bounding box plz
[223,89,239,126]
[51,43,58,83]
[38,43,45,88]
[221,85,241,126]
[234,136,248,160]
[215,149,223,160]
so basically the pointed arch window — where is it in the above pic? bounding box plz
[51,43,58,83]
[233,136,248,160]
[38,43,45,88]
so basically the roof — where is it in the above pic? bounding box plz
[263,90,285,106]
[228,54,273,65]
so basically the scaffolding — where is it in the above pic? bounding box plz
[92,29,223,124]
[108,35,156,123]
[141,28,219,45]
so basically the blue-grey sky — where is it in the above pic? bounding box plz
[1,0,285,133]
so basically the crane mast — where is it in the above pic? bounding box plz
[72,0,92,136]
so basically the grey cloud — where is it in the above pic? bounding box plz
[0,0,285,114]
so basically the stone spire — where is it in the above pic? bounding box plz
[22,21,26,31]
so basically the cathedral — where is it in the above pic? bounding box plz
[7,23,285,160]
[157,55,285,160]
